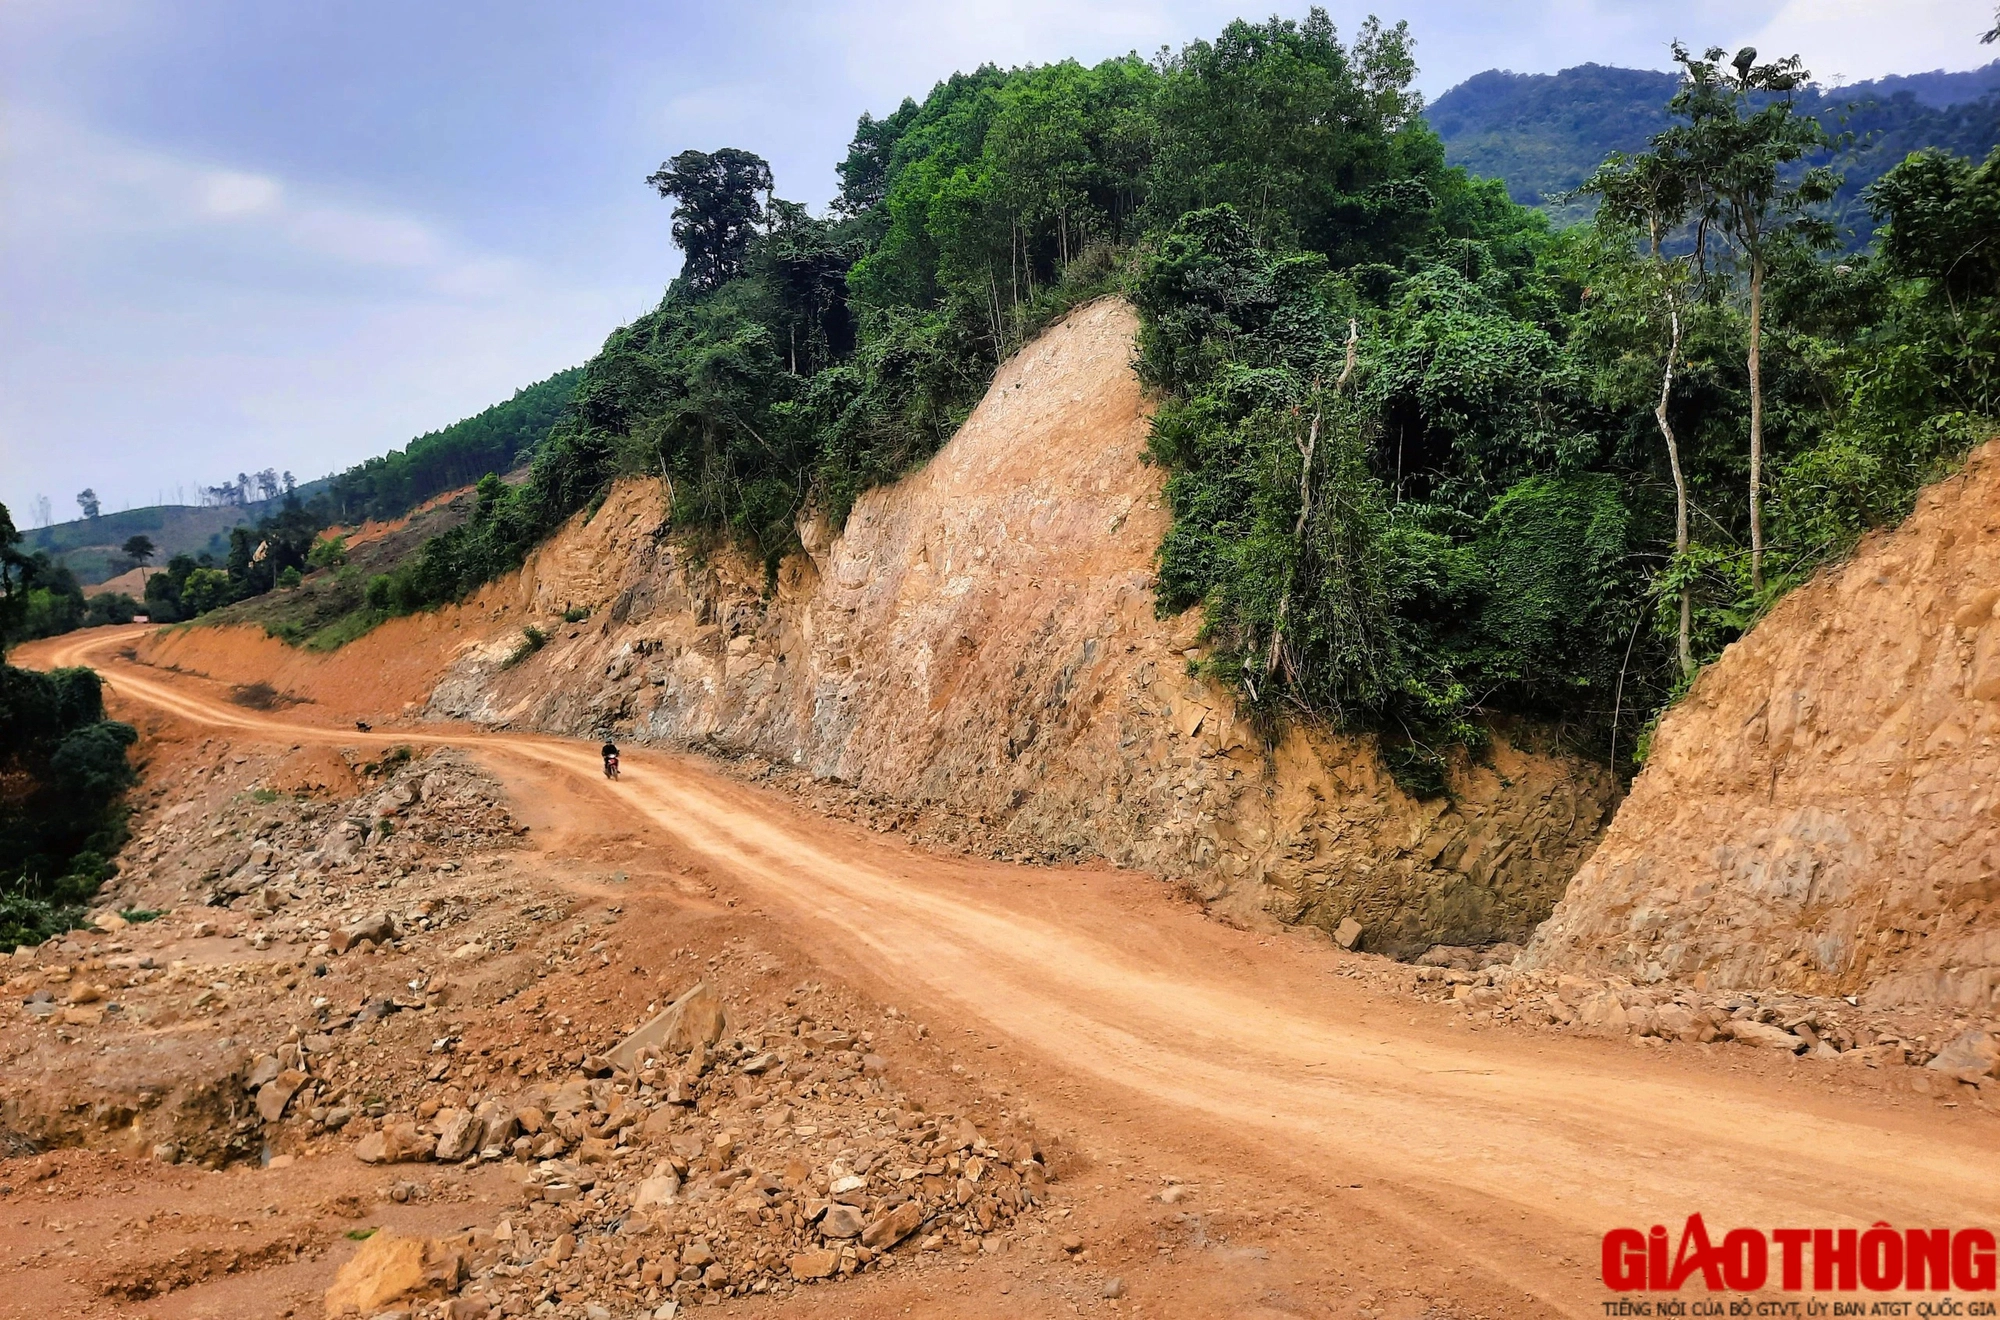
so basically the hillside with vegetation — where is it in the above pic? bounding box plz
[318,10,2000,794]
[315,366,582,524]
[1430,58,2000,230]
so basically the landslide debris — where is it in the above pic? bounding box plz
[4,709,1069,1316]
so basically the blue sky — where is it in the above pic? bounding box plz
[4,0,1995,525]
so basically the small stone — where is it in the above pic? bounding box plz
[256,1070,308,1123]
[433,1109,481,1162]
[861,1199,925,1250]
[545,1232,576,1264]
[1728,1020,1805,1052]
[1103,1277,1127,1299]
[1061,1234,1084,1254]
[788,1248,839,1280]
[681,1239,714,1269]
[819,1204,865,1239]
[634,1163,680,1209]
[1334,918,1363,950]
[1928,1029,2000,1078]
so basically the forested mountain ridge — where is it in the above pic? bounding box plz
[1431,59,2000,233]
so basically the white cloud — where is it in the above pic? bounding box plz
[200,169,283,217]
[1740,0,1996,83]
[0,111,654,518]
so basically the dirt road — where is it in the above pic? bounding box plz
[28,626,2000,1317]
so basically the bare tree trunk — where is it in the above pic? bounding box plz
[1653,251,1693,678]
[1747,248,1765,594]
[1267,321,1359,680]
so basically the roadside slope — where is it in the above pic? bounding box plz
[1527,440,2000,1012]
[430,298,1614,955]
[128,301,1611,956]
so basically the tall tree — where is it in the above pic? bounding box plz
[76,489,100,519]
[646,148,775,292]
[121,535,156,567]
[1662,44,1837,592]
[1582,149,1702,676]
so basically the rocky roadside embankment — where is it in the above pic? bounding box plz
[1520,439,2000,1045]
[4,728,1086,1317]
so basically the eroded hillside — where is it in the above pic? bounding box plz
[137,301,1612,957]
[420,300,1614,956]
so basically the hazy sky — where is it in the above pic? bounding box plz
[4,0,1995,524]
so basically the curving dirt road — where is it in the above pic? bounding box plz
[31,626,2000,1316]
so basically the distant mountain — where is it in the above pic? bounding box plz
[1429,60,2000,240]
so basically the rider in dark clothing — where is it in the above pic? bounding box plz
[601,741,620,778]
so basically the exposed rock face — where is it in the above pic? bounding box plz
[1526,441,2000,1011]
[432,299,1613,955]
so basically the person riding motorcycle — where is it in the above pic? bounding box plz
[601,741,620,780]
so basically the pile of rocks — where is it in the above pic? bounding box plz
[325,986,1056,1316]
[1420,958,2000,1098]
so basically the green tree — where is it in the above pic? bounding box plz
[646,149,775,291]
[0,663,137,949]
[178,567,237,616]
[76,489,100,519]
[121,534,156,566]
[1662,43,1839,592]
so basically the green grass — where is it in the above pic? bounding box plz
[502,625,549,668]
[302,608,391,652]
[118,907,165,923]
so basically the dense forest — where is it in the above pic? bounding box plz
[1430,59,2000,230]
[316,367,583,524]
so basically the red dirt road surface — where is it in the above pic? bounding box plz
[7,624,1997,1320]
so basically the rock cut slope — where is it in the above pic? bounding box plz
[423,299,1613,955]
[1527,440,2000,1012]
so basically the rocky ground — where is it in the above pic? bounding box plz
[0,730,1116,1319]
[7,700,1996,1320]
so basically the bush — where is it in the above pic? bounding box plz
[307,535,349,570]
[0,663,138,950]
